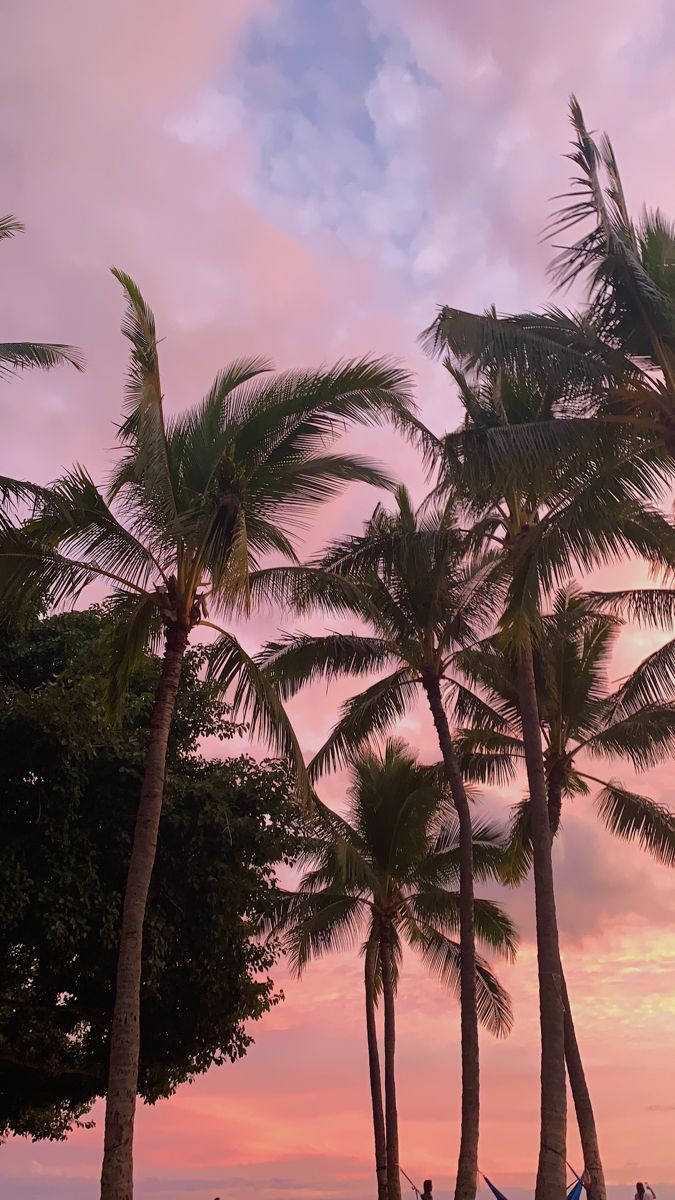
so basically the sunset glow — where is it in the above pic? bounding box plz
[3,2,675,1198]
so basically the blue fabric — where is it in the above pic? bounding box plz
[482,1178,511,1200]
[482,1174,585,1200]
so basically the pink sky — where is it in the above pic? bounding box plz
[3,2,675,1198]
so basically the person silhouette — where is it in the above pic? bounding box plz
[421,1183,433,1199]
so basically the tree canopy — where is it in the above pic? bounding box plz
[0,607,304,1141]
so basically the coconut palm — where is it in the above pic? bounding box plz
[0,215,83,379]
[419,97,675,458]
[274,739,516,1200]
[260,485,508,1200]
[0,270,416,1200]
[408,354,675,1200]
[454,586,675,1197]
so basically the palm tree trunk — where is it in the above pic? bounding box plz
[547,773,605,1200]
[380,928,402,1200]
[100,623,188,1200]
[516,639,567,1200]
[562,975,605,1200]
[365,939,388,1200]
[423,673,479,1200]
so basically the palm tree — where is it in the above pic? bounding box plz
[455,587,675,1200]
[418,97,675,456]
[274,739,516,1200]
[261,485,508,1200]
[0,270,416,1200]
[0,215,83,379]
[406,355,675,1200]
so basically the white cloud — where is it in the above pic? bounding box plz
[165,88,244,148]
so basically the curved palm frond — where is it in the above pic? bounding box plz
[104,589,164,718]
[588,588,675,629]
[413,927,513,1037]
[594,782,675,866]
[420,305,618,396]
[583,703,675,769]
[260,631,396,703]
[275,890,368,977]
[309,668,419,780]
[0,342,84,378]
[207,628,311,802]
[407,889,518,961]
[454,727,523,786]
[610,637,675,715]
[107,269,179,543]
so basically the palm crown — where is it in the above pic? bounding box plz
[275,738,516,1035]
[420,98,675,451]
[260,485,501,776]
[0,270,415,739]
[419,357,675,641]
[454,587,675,870]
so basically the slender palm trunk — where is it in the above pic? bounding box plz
[547,773,605,1200]
[423,673,479,1200]
[365,940,388,1200]
[516,639,567,1200]
[380,928,402,1200]
[562,976,604,1200]
[100,624,188,1200]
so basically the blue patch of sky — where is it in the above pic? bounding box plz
[221,0,438,258]
[240,0,383,151]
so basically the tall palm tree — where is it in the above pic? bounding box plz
[260,485,508,1200]
[407,356,675,1200]
[274,739,516,1200]
[0,215,83,379]
[0,270,416,1200]
[455,587,675,1200]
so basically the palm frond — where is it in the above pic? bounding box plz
[0,342,85,378]
[584,703,675,769]
[274,891,367,976]
[420,304,618,394]
[610,640,675,715]
[0,214,24,240]
[260,631,395,702]
[413,927,513,1037]
[207,629,311,802]
[407,889,517,960]
[108,268,177,525]
[595,781,675,866]
[309,668,419,779]
[501,799,535,885]
[104,589,164,718]
[587,588,675,629]
[454,727,522,786]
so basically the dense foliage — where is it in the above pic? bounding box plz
[0,608,304,1141]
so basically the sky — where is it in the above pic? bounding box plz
[2,1,675,1198]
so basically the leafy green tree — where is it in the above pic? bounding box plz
[274,740,516,1200]
[0,607,305,1143]
[260,486,506,1200]
[454,586,675,1196]
[0,216,83,379]
[0,270,415,1200]
[406,351,675,1200]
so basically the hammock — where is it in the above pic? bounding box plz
[482,1175,585,1200]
